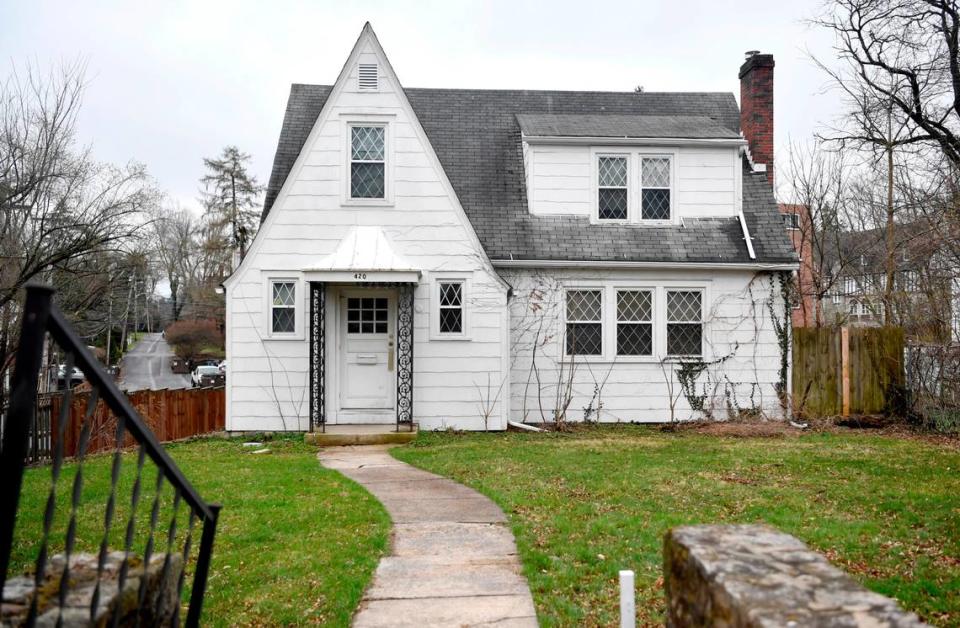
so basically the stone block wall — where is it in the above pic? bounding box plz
[664,524,927,627]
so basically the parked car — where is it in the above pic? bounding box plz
[191,365,224,388]
[56,364,85,389]
[217,360,227,374]
[170,357,189,374]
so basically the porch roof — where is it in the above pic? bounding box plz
[303,226,421,282]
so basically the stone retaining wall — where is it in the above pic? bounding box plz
[2,551,182,626]
[664,524,927,627]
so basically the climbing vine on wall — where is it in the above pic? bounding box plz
[768,271,792,415]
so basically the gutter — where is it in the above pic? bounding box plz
[492,259,799,271]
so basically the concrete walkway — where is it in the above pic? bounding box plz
[319,446,538,627]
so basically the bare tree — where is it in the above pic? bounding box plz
[149,202,197,322]
[813,0,960,167]
[812,0,960,320]
[0,61,152,403]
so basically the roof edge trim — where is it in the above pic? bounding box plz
[492,259,798,271]
[523,135,748,147]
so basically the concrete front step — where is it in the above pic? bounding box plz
[304,424,417,446]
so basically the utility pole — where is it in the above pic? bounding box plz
[105,289,112,367]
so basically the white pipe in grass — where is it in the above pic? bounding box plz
[620,570,635,628]
[507,420,543,432]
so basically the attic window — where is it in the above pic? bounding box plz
[358,63,378,91]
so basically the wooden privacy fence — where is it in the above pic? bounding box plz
[46,386,225,460]
[793,326,905,417]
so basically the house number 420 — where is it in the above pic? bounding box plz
[354,272,368,280]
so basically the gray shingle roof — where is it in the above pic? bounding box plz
[262,84,796,265]
[516,113,740,139]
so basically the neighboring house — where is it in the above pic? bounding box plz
[823,220,959,341]
[223,24,797,432]
[778,203,817,326]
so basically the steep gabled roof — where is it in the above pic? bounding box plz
[262,84,796,265]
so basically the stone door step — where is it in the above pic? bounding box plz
[305,424,418,446]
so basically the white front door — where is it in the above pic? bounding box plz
[338,291,395,420]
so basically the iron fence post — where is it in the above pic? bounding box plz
[185,503,221,627]
[0,284,54,586]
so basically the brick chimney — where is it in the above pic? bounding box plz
[739,51,775,185]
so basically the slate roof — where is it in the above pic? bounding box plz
[262,84,796,265]
[516,114,740,139]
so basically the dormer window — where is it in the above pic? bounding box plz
[597,156,628,221]
[593,152,673,223]
[350,125,385,199]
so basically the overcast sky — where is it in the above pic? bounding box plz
[3,0,839,209]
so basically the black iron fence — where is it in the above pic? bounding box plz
[0,285,221,626]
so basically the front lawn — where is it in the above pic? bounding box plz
[393,427,960,626]
[11,436,389,626]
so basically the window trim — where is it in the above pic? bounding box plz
[616,288,655,357]
[564,287,605,357]
[639,156,673,222]
[560,282,709,363]
[783,212,801,230]
[596,154,630,223]
[590,148,677,225]
[264,275,304,340]
[343,118,394,206]
[665,288,704,358]
[430,273,471,340]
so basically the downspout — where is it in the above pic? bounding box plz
[738,212,757,260]
[508,420,543,432]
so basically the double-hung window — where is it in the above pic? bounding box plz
[565,290,603,356]
[783,212,800,229]
[350,125,385,199]
[616,290,653,356]
[641,157,671,220]
[597,156,628,220]
[438,281,464,335]
[271,281,296,334]
[666,290,702,357]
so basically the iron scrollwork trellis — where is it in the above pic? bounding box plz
[396,284,415,431]
[309,282,326,432]
[0,285,220,627]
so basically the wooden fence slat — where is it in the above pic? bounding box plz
[793,326,904,418]
[44,387,225,460]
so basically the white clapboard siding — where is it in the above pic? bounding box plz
[528,144,739,218]
[225,32,509,432]
[503,268,786,423]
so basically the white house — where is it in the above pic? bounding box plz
[223,24,797,432]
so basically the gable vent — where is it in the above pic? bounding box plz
[358,63,379,91]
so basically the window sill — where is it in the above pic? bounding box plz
[264,332,305,341]
[430,334,472,342]
[343,198,394,207]
[561,355,703,364]
[590,218,677,227]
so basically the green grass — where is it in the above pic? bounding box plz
[12,436,389,626]
[393,427,960,627]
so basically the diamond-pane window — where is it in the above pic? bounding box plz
[271,281,296,333]
[641,157,671,220]
[617,290,653,356]
[667,290,702,356]
[350,126,385,199]
[352,126,384,161]
[438,281,464,334]
[566,290,602,356]
[598,156,628,221]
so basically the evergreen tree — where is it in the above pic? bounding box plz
[199,146,263,262]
